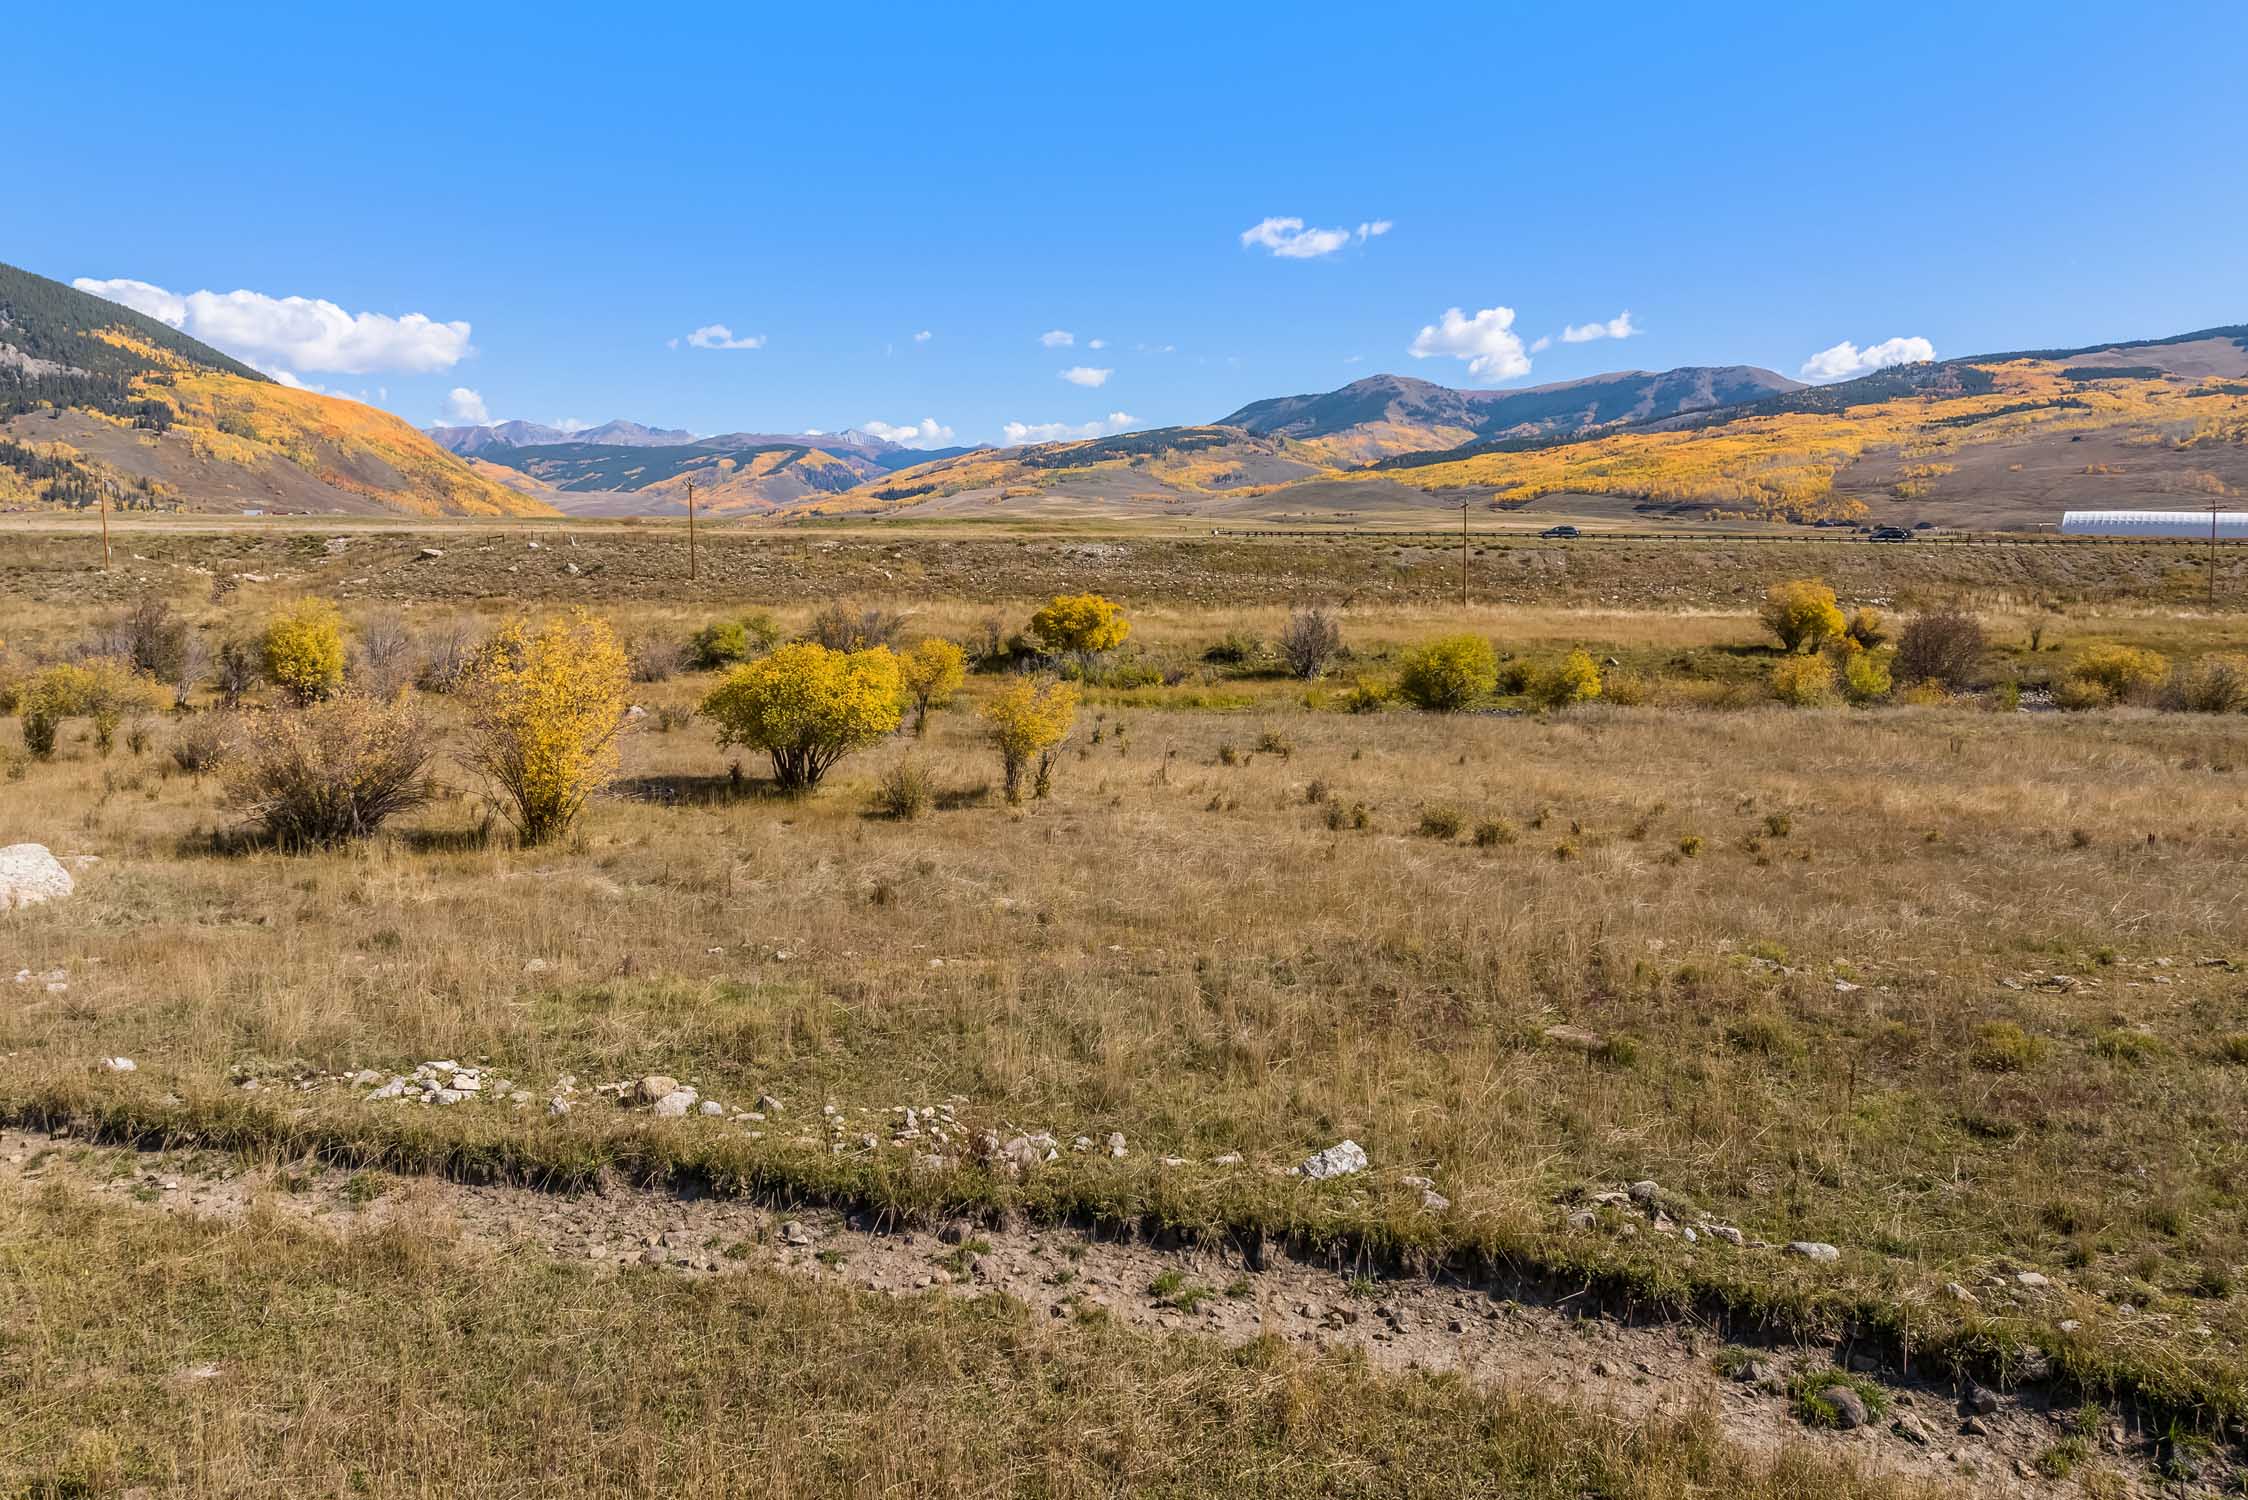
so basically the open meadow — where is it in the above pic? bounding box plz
[4,522,2248,1496]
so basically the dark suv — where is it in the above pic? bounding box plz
[1868,526,1913,543]
[1539,524,1580,539]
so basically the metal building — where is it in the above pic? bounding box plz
[2060,510,2248,539]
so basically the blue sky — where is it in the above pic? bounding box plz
[15,1,2246,447]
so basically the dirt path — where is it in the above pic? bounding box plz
[1,1126,2171,1497]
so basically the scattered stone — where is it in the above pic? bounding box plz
[1211,1152,1242,1166]
[98,1057,136,1072]
[1105,1132,1127,1158]
[780,1220,813,1247]
[1891,1414,1930,1446]
[1961,1380,2000,1415]
[417,546,445,559]
[547,1097,572,1117]
[367,1077,408,1101]
[699,1100,724,1117]
[2013,1270,2051,1290]
[1295,1140,1368,1180]
[523,958,552,975]
[756,1094,783,1114]
[1420,1188,1451,1211]
[1818,1385,1869,1429]
[652,1090,697,1118]
[1942,1281,1977,1304]
[0,844,74,910]
[1706,1224,1744,1247]
[1961,1415,1990,1437]
[635,1075,681,1105]
[1785,1241,1840,1262]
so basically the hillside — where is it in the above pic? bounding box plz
[0,261,553,518]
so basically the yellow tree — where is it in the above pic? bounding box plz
[700,642,902,790]
[462,611,632,845]
[981,676,1079,803]
[263,596,347,702]
[1029,593,1130,667]
[898,637,967,736]
[1758,580,1847,654]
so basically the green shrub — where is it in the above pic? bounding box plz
[1970,1021,2046,1072]
[2168,653,2248,713]
[1417,806,1464,840]
[1397,635,1498,711]
[873,760,934,820]
[1340,675,1392,714]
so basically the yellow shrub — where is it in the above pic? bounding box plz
[2066,644,2169,705]
[700,642,902,790]
[263,597,347,703]
[1601,667,1649,706]
[1029,593,1131,659]
[899,638,968,736]
[1532,649,1603,708]
[1397,635,1498,711]
[16,658,159,757]
[982,676,1080,803]
[1840,650,1892,704]
[462,612,631,845]
[1759,579,1847,654]
[1770,655,1838,706]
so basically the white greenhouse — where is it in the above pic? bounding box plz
[2061,510,2248,539]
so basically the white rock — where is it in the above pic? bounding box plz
[699,1100,724,1116]
[368,1077,408,1101]
[99,1056,136,1072]
[1105,1131,1127,1159]
[653,1090,697,1118]
[1295,1140,1369,1180]
[431,1088,467,1105]
[1211,1152,1243,1166]
[1421,1189,1451,1211]
[0,844,74,910]
[2015,1270,2051,1289]
[547,1096,572,1117]
[1785,1241,1840,1262]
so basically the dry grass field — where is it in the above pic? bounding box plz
[5,531,2248,1496]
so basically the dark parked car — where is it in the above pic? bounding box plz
[1868,525,1913,542]
[1540,524,1580,539]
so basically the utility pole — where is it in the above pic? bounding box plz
[1459,497,1469,610]
[686,478,698,583]
[97,486,112,570]
[2211,497,2221,609]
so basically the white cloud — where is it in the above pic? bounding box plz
[72,275,472,374]
[1136,342,1176,354]
[1408,305,1532,383]
[913,329,933,343]
[862,417,958,448]
[683,323,765,351]
[1560,309,1641,344]
[1086,338,1106,350]
[1529,335,1552,354]
[1039,329,1075,348]
[553,417,592,433]
[1799,335,1936,383]
[1238,216,1392,259]
[1000,411,1138,446]
[442,387,490,424]
[1060,365,1112,388]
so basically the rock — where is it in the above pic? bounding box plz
[1942,1281,1977,1304]
[1706,1224,1744,1246]
[624,705,649,722]
[523,958,551,975]
[430,1088,467,1105]
[1733,1358,1776,1385]
[1295,1140,1368,1180]
[652,1090,697,1118]
[98,1056,136,1072]
[780,1220,813,1246]
[635,1075,681,1105]
[1542,1024,1605,1052]
[1961,1415,1990,1437]
[755,1094,783,1114]
[1105,1131,1127,1158]
[367,1077,408,1101]
[938,1219,976,1246]
[1818,1385,1869,1429]
[547,1097,572,1117]
[1627,1180,1662,1205]
[2013,1270,2050,1289]
[1961,1380,1999,1415]
[417,546,445,559]
[1891,1414,1930,1446]
[699,1101,724,1116]
[0,844,74,910]
[1211,1152,1242,1166]
[1420,1189,1451,1211]
[1785,1241,1840,1262]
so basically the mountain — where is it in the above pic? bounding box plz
[427,418,696,453]
[1222,366,1803,461]
[0,261,553,517]
[816,330,2248,528]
